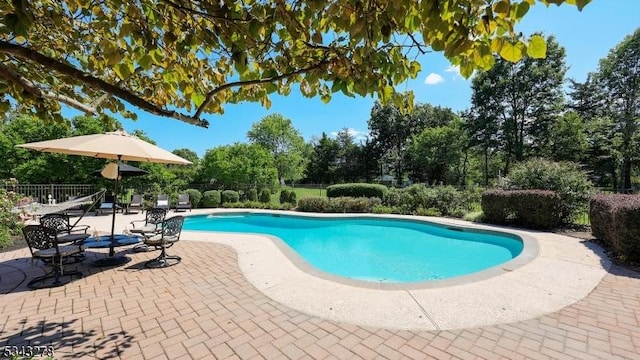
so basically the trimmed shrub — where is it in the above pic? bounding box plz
[590,195,640,261]
[201,190,221,207]
[326,183,388,199]
[325,197,381,213]
[482,190,562,229]
[498,158,593,224]
[297,196,329,212]
[247,188,258,202]
[288,190,297,204]
[221,190,240,204]
[382,184,475,217]
[279,189,291,204]
[184,188,202,208]
[259,189,271,203]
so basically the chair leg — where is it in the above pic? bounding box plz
[145,246,181,268]
[28,258,83,289]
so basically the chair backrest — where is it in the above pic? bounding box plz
[40,213,70,233]
[162,216,184,241]
[178,193,190,204]
[156,194,169,208]
[145,208,167,226]
[103,194,115,203]
[23,225,58,254]
[130,194,143,205]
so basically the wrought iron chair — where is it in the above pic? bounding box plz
[40,213,90,244]
[23,225,85,289]
[130,208,167,252]
[143,215,184,268]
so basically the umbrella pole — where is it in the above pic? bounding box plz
[109,156,121,252]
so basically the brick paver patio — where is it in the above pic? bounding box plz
[0,240,638,359]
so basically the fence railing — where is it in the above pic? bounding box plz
[1,184,99,204]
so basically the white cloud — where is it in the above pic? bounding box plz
[445,65,461,74]
[424,73,445,85]
[330,128,369,143]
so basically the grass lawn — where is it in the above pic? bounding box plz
[269,187,327,205]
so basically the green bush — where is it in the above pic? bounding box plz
[184,189,202,208]
[326,183,388,199]
[590,195,640,261]
[0,186,26,249]
[482,190,562,229]
[498,158,594,224]
[201,190,221,207]
[221,190,240,204]
[288,190,297,204]
[297,197,329,212]
[382,184,475,217]
[371,205,404,214]
[247,188,258,202]
[259,189,271,203]
[279,189,290,204]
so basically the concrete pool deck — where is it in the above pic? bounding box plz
[2,209,636,359]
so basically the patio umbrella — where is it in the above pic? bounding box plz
[93,162,150,179]
[17,129,191,248]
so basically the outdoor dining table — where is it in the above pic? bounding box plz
[82,234,142,267]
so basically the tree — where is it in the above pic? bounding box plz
[596,28,640,190]
[407,118,468,185]
[247,114,306,184]
[0,1,588,126]
[548,112,587,162]
[305,133,339,184]
[199,143,277,188]
[467,35,567,174]
[368,100,459,183]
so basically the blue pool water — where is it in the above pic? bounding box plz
[184,213,523,283]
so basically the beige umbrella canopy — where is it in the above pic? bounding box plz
[16,129,192,165]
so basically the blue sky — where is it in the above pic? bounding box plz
[69,0,640,157]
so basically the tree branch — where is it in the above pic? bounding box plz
[0,41,210,128]
[0,62,97,114]
[194,60,330,118]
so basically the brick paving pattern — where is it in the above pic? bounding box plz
[0,240,638,359]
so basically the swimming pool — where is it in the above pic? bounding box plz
[183,213,524,283]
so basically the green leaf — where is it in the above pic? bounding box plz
[192,93,205,107]
[527,35,547,58]
[499,41,524,62]
[114,62,133,79]
[494,0,510,14]
[139,54,153,69]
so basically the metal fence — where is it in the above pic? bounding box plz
[0,184,99,204]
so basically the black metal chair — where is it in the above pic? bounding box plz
[40,213,90,244]
[23,225,85,289]
[130,208,167,252]
[143,216,184,268]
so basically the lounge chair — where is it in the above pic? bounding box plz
[127,194,144,214]
[175,193,191,212]
[143,215,184,268]
[23,225,85,289]
[96,194,122,215]
[155,194,169,210]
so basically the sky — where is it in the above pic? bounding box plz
[66,0,640,157]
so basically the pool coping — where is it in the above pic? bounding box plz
[181,209,610,331]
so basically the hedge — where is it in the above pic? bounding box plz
[221,190,240,204]
[184,189,202,208]
[259,189,271,203]
[247,188,258,202]
[590,195,640,261]
[201,190,221,207]
[482,190,562,229]
[298,196,381,213]
[326,183,388,199]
